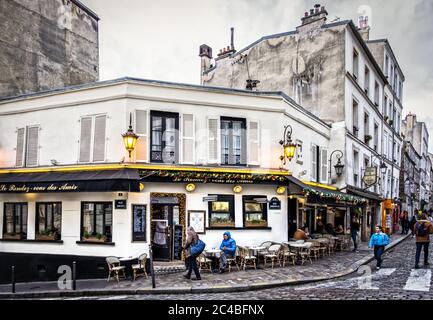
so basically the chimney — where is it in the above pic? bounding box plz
[216,28,237,60]
[358,16,370,41]
[300,4,328,26]
[199,44,213,74]
[246,79,260,91]
[230,27,235,51]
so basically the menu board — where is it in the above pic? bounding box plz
[173,225,183,260]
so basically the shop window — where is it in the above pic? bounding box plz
[243,196,268,228]
[221,117,246,165]
[3,203,28,239]
[132,204,146,241]
[81,202,112,242]
[208,195,235,227]
[150,111,179,164]
[35,202,62,240]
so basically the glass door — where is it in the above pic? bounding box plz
[151,204,173,261]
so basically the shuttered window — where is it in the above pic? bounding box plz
[15,126,39,167]
[247,120,260,165]
[135,110,148,162]
[207,117,220,164]
[15,128,25,167]
[79,114,107,163]
[311,144,318,182]
[181,114,195,164]
[320,148,328,183]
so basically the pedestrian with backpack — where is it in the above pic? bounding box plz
[368,225,390,270]
[183,226,203,280]
[414,212,433,269]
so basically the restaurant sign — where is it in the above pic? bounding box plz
[362,167,378,186]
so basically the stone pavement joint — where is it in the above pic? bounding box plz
[0,233,410,299]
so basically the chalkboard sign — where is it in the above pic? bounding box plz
[269,197,281,210]
[173,225,183,260]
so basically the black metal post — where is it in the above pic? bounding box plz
[11,266,15,293]
[72,261,76,290]
[149,245,156,288]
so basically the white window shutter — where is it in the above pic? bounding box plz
[93,115,106,162]
[311,144,317,182]
[15,128,25,167]
[207,117,220,164]
[26,126,39,166]
[247,120,260,165]
[135,110,148,162]
[79,117,92,163]
[320,147,328,183]
[181,113,195,164]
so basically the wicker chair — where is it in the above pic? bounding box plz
[226,248,240,272]
[197,253,213,273]
[106,256,126,282]
[280,244,296,267]
[238,246,257,270]
[298,243,313,265]
[307,240,321,260]
[132,253,148,281]
[263,244,281,269]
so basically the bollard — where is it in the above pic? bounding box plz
[72,261,76,290]
[11,266,15,293]
[149,245,156,288]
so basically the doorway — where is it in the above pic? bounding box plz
[150,193,186,261]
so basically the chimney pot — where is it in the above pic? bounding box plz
[305,11,309,17]
[321,6,325,12]
[227,46,230,51]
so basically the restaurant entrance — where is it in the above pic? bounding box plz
[150,193,186,261]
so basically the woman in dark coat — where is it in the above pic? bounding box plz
[183,226,201,280]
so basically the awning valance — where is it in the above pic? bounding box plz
[0,169,140,193]
[346,186,383,202]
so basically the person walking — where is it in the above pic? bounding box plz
[410,215,417,237]
[350,217,360,252]
[183,226,201,280]
[401,211,410,235]
[414,212,433,269]
[368,225,390,270]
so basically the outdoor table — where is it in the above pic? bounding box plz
[205,249,222,271]
[288,243,309,263]
[119,256,138,280]
[246,246,266,268]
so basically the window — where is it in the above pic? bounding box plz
[132,204,146,241]
[353,49,359,80]
[15,126,39,167]
[353,99,359,137]
[363,157,370,188]
[385,55,389,77]
[3,203,28,239]
[208,195,235,227]
[353,150,359,187]
[311,144,318,182]
[135,110,148,162]
[36,203,62,240]
[81,202,113,242]
[150,111,179,163]
[364,66,370,95]
[384,95,388,117]
[296,139,303,164]
[398,80,403,101]
[79,115,106,163]
[364,112,370,145]
[243,196,268,227]
[384,132,388,158]
[374,81,380,107]
[320,148,328,184]
[181,114,195,164]
[374,123,379,151]
[221,117,246,165]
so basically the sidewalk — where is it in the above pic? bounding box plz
[0,233,410,299]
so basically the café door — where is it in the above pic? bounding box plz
[151,203,180,261]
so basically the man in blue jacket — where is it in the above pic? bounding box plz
[368,225,390,270]
[219,231,236,273]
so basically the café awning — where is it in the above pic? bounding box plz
[0,168,140,193]
[346,185,383,202]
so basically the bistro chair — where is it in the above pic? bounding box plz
[307,240,321,260]
[298,243,313,265]
[238,246,257,270]
[132,253,148,281]
[263,244,281,269]
[280,244,296,267]
[226,247,240,272]
[197,253,213,273]
[106,256,126,282]
[257,241,273,262]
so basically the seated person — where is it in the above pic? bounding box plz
[218,231,236,273]
[325,223,337,236]
[293,226,309,240]
[316,220,324,234]
[335,224,344,235]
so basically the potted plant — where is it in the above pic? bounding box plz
[35,229,59,241]
[245,219,268,228]
[83,232,107,243]
[3,232,23,240]
[364,134,372,142]
[210,217,235,227]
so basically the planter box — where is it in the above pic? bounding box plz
[209,221,235,228]
[245,221,268,228]
[3,234,23,240]
[83,236,107,243]
[35,234,58,241]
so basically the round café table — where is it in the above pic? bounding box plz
[119,256,138,280]
[204,249,222,271]
[246,246,266,268]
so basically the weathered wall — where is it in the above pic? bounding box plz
[366,42,385,74]
[202,24,347,123]
[0,0,98,98]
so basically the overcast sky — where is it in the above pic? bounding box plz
[83,0,433,150]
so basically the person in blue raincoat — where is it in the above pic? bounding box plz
[218,231,236,273]
[368,225,390,270]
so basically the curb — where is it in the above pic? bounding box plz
[1,234,410,299]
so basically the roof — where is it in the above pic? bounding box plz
[0,77,331,128]
[71,0,99,21]
[366,39,405,81]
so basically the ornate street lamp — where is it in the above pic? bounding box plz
[279,125,297,165]
[122,113,139,160]
[371,154,388,175]
[328,150,344,181]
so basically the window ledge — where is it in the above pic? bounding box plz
[0,239,64,243]
[206,227,272,230]
[76,241,115,246]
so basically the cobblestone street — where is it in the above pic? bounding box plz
[59,237,433,300]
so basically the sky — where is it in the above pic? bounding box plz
[83,0,433,150]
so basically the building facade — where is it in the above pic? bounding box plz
[0,0,99,98]
[399,141,421,217]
